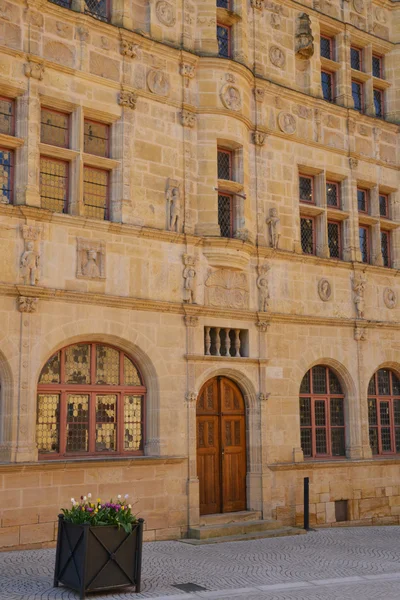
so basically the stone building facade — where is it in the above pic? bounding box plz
[0,0,399,549]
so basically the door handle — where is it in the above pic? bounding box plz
[222,448,225,456]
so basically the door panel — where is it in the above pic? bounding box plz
[221,415,246,512]
[197,416,220,515]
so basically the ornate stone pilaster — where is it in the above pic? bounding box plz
[15,86,41,207]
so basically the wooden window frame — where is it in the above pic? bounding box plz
[326,181,340,208]
[84,118,110,158]
[368,369,400,456]
[350,46,362,71]
[352,80,364,113]
[359,225,370,264]
[321,70,335,103]
[39,156,69,214]
[320,35,334,60]
[381,230,391,268]
[373,88,384,119]
[372,54,383,79]
[299,174,314,204]
[40,107,70,149]
[37,342,146,460]
[0,146,14,204]
[216,23,232,59]
[0,96,15,136]
[217,147,233,181]
[379,193,389,218]
[300,366,346,459]
[83,165,110,221]
[328,220,342,260]
[357,187,369,214]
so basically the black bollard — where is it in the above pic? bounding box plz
[303,476,310,531]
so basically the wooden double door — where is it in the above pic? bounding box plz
[197,377,247,515]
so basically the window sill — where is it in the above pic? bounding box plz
[0,455,186,471]
[83,153,120,170]
[299,203,324,217]
[379,217,399,231]
[217,179,244,195]
[0,133,24,149]
[372,76,391,91]
[39,143,79,161]
[351,69,369,83]
[320,57,341,72]
[326,208,349,221]
[216,7,241,26]
[358,214,379,226]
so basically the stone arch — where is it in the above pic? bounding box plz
[365,361,400,392]
[31,319,166,456]
[296,357,357,399]
[195,366,258,411]
[0,343,16,460]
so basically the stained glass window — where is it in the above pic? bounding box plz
[0,97,14,136]
[83,166,109,220]
[368,369,400,455]
[84,120,109,157]
[37,343,145,458]
[300,217,315,255]
[299,366,345,459]
[0,148,13,204]
[40,158,68,213]
[217,24,231,58]
[41,109,69,148]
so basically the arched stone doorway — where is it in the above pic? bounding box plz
[197,376,246,515]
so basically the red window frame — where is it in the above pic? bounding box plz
[321,70,335,103]
[381,230,391,268]
[372,54,383,79]
[83,166,110,221]
[84,119,110,158]
[40,107,70,149]
[300,366,346,459]
[373,88,384,119]
[37,342,146,460]
[357,187,369,213]
[0,146,13,203]
[320,35,334,60]
[328,220,342,260]
[379,193,389,218]
[352,80,364,113]
[300,216,316,255]
[326,181,340,208]
[216,23,231,58]
[217,147,233,181]
[359,225,370,264]
[368,369,400,456]
[39,156,69,214]
[0,96,15,136]
[299,174,314,204]
[350,46,362,71]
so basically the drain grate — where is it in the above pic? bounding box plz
[173,583,208,592]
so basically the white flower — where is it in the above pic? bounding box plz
[124,494,129,499]
[71,498,76,504]
[88,493,92,499]
[128,504,132,509]
[83,496,87,501]
[117,494,122,500]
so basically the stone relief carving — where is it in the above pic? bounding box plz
[184,315,199,327]
[352,273,367,319]
[256,320,269,332]
[205,269,249,309]
[353,0,364,13]
[76,238,106,280]
[185,391,197,403]
[384,288,397,309]
[253,131,267,146]
[20,225,42,286]
[270,12,281,28]
[375,7,387,24]
[24,59,45,80]
[266,207,281,249]
[120,40,139,58]
[254,87,265,103]
[180,62,195,86]
[318,278,332,302]
[354,325,367,341]
[220,84,242,112]
[180,109,196,128]
[295,13,314,59]
[225,73,236,83]
[251,0,264,8]
[349,157,358,169]
[293,105,312,119]
[147,70,170,96]
[182,255,196,304]
[166,179,181,232]
[269,46,286,68]
[257,264,270,312]
[278,112,296,134]
[155,0,176,26]
[118,90,137,110]
[18,296,39,313]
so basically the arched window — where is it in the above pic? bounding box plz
[37,343,145,459]
[299,365,345,458]
[368,368,400,455]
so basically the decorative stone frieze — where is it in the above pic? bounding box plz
[383,288,397,309]
[166,179,181,232]
[118,89,137,110]
[180,109,196,128]
[205,270,249,309]
[352,273,367,319]
[318,279,332,302]
[20,225,42,286]
[295,13,314,59]
[155,0,176,26]
[120,40,139,58]
[183,255,196,304]
[269,46,285,68]
[252,131,267,146]
[220,84,242,112]
[278,112,296,135]
[24,59,44,81]
[257,264,270,312]
[266,208,281,249]
[76,238,106,280]
[147,69,170,96]
[18,297,39,313]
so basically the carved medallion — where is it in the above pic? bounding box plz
[147,69,170,96]
[205,269,249,309]
[375,7,387,23]
[318,279,332,302]
[353,0,364,13]
[76,238,106,280]
[269,45,286,68]
[155,0,176,26]
[278,112,296,134]
[220,84,242,112]
[384,288,397,309]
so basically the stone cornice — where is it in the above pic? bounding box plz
[185,355,269,365]
[268,457,400,470]
[0,455,187,471]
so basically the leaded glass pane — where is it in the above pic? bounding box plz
[217,0,230,7]
[83,167,108,220]
[300,371,310,393]
[39,352,61,384]
[96,394,116,452]
[369,427,378,454]
[320,36,332,60]
[96,345,119,385]
[66,394,89,452]
[378,369,390,395]
[368,376,376,395]
[331,428,345,456]
[351,47,361,70]
[380,401,390,426]
[329,371,342,394]
[84,0,108,21]
[312,366,327,394]
[368,398,377,426]
[359,227,369,263]
[328,222,340,259]
[315,400,326,426]
[326,182,339,207]
[394,400,400,426]
[330,398,344,426]
[41,109,69,148]
[381,231,390,267]
[217,25,230,58]
[40,158,68,213]
[381,427,391,452]
[299,176,313,202]
[372,56,382,79]
[352,81,362,112]
[321,71,333,102]
[374,89,383,118]
[49,0,71,7]
[300,397,311,426]
[379,195,388,218]
[217,150,232,180]
[392,373,400,396]
[0,148,13,203]
[84,120,109,157]
[0,98,14,135]
[36,394,59,453]
[65,344,91,384]
[218,194,233,238]
[357,189,367,212]
[396,428,400,454]
[124,356,141,385]
[300,218,314,255]
[300,428,312,457]
[124,395,142,450]
[316,428,327,454]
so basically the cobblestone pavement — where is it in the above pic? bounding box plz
[2,527,400,599]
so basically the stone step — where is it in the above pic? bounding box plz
[188,519,285,540]
[200,511,262,526]
[181,527,306,545]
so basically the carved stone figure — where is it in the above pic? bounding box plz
[349,157,358,169]
[251,0,264,8]
[220,84,242,111]
[257,264,270,312]
[318,278,332,302]
[120,40,139,58]
[76,238,106,280]
[353,0,364,14]
[166,180,181,232]
[253,131,267,146]
[295,13,314,59]
[205,269,249,309]
[269,46,286,68]
[270,12,281,28]
[354,325,367,341]
[384,288,397,309]
[181,110,196,128]
[266,207,281,249]
[254,87,265,103]
[147,70,170,96]
[182,255,196,304]
[278,112,296,134]
[18,296,39,313]
[20,240,40,286]
[352,273,367,319]
[24,59,45,80]
[118,90,137,110]
[155,0,176,26]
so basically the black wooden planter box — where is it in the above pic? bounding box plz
[54,515,144,599]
